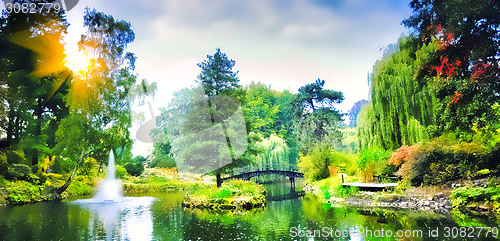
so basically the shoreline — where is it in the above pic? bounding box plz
[303,177,500,217]
[0,171,268,212]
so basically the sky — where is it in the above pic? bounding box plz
[61,0,413,156]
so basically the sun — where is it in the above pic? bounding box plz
[64,46,92,75]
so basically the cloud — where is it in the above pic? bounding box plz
[66,0,412,156]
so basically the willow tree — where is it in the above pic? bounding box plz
[254,134,290,169]
[358,36,437,150]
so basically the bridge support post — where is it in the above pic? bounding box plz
[290,177,295,191]
[216,173,222,187]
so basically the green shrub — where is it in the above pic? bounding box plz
[315,176,359,199]
[124,162,144,177]
[357,148,389,182]
[297,146,332,182]
[77,157,97,176]
[149,155,176,168]
[0,152,7,176]
[6,181,42,205]
[450,186,500,212]
[6,164,32,181]
[329,151,358,176]
[476,169,490,177]
[5,150,26,165]
[319,180,331,199]
[115,165,127,179]
[397,137,488,186]
[188,179,264,199]
[65,177,94,196]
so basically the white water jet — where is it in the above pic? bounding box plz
[93,151,122,201]
[72,151,155,241]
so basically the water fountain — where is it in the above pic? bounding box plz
[72,151,155,240]
[93,151,122,201]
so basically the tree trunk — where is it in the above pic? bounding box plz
[5,110,15,147]
[216,172,222,187]
[56,150,86,195]
[32,102,43,166]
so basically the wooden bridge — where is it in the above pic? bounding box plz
[217,164,304,187]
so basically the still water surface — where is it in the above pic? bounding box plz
[0,182,498,240]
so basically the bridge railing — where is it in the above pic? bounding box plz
[233,164,299,175]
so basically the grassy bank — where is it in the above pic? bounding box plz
[182,179,266,211]
[449,178,500,216]
[0,173,96,205]
[305,173,500,223]
[121,169,205,194]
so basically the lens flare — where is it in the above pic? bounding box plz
[64,47,92,76]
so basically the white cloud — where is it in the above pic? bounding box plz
[63,0,412,156]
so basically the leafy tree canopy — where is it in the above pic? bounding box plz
[197,48,240,97]
[404,0,500,135]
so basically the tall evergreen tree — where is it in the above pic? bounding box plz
[292,79,344,154]
[197,48,240,97]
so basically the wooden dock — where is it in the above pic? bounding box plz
[342,182,398,191]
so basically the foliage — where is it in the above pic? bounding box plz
[197,48,240,96]
[404,0,500,136]
[5,163,32,181]
[395,136,494,186]
[153,49,259,176]
[243,82,280,135]
[76,157,97,176]
[329,150,358,176]
[115,165,127,179]
[294,112,343,154]
[273,89,299,163]
[4,149,26,165]
[358,36,434,151]
[356,104,383,150]
[314,176,359,200]
[121,174,197,193]
[0,5,70,165]
[0,151,7,175]
[149,141,176,168]
[298,145,359,183]
[6,181,42,205]
[450,184,500,214]
[297,146,332,182]
[54,8,155,182]
[357,148,389,182]
[292,79,344,154]
[4,174,94,205]
[149,156,176,169]
[338,128,358,153]
[65,176,94,197]
[253,134,290,169]
[124,162,144,177]
[188,179,264,199]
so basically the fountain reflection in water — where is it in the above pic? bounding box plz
[72,151,155,241]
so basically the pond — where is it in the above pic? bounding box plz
[0,182,498,240]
